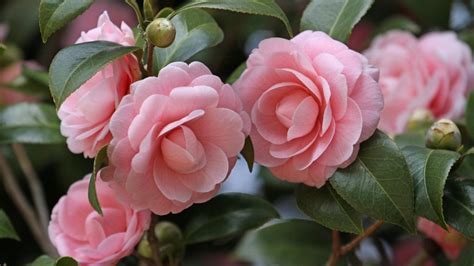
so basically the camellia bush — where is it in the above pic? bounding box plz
[2,0,474,265]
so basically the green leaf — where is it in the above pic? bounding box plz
[373,16,421,36]
[330,130,416,233]
[394,132,426,149]
[296,184,363,234]
[156,7,175,19]
[456,149,474,178]
[452,242,474,266]
[444,179,474,239]
[55,257,78,266]
[466,92,474,140]
[401,0,452,28]
[49,41,139,109]
[235,219,334,266]
[301,0,374,42]
[0,209,19,240]
[0,103,64,144]
[226,62,246,84]
[88,146,107,216]
[153,9,223,71]
[241,137,254,172]
[39,0,93,43]
[402,146,460,229]
[179,193,279,244]
[3,67,50,98]
[30,255,78,266]
[174,0,293,37]
[0,44,5,56]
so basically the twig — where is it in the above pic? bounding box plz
[340,220,384,255]
[0,151,57,256]
[147,42,154,76]
[11,144,49,234]
[326,230,341,266]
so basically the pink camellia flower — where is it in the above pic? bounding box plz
[365,31,474,134]
[417,218,466,260]
[58,11,140,158]
[234,31,383,187]
[48,174,151,265]
[102,62,250,215]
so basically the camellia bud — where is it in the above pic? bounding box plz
[407,108,434,132]
[146,18,176,48]
[154,221,184,259]
[137,236,153,259]
[425,119,462,151]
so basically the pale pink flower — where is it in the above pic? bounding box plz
[417,218,466,260]
[0,63,38,105]
[58,11,140,158]
[235,31,383,187]
[102,62,250,215]
[365,31,474,134]
[48,174,151,265]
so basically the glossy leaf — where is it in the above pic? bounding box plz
[466,92,474,139]
[153,9,223,71]
[39,0,93,43]
[180,193,279,244]
[456,148,474,178]
[444,179,474,239]
[394,132,426,149]
[55,257,78,266]
[401,0,452,27]
[226,62,246,84]
[241,137,254,172]
[296,184,363,234]
[0,103,64,144]
[235,219,334,266]
[174,0,293,37]
[49,41,139,108]
[402,146,460,228]
[30,255,78,266]
[330,130,416,233]
[0,209,19,241]
[301,0,374,42]
[452,242,474,266]
[88,146,107,216]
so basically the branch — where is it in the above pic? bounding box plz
[325,230,341,266]
[12,144,50,234]
[0,151,57,256]
[147,42,154,76]
[340,220,384,255]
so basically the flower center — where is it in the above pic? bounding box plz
[275,92,307,128]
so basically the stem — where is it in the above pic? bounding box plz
[11,144,49,234]
[0,151,57,257]
[326,230,341,266]
[147,42,154,76]
[340,220,384,255]
[148,216,162,266]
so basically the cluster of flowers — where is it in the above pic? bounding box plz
[46,12,473,264]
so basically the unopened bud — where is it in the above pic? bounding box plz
[146,18,176,48]
[407,109,434,132]
[154,221,184,259]
[425,119,462,151]
[137,237,153,259]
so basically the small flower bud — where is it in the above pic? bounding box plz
[425,119,462,151]
[146,18,176,48]
[137,237,153,259]
[407,109,434,132]
[154,221,184,259]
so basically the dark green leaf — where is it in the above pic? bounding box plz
[0,209,19,240]
[401,0,452,28]
[55,257,78,266]
[3,67,50,98]
[226,62,246,84]
[374,15,421,36]
[452,242,474,266]
[30,255,55,266]
[330,130,416,233]
[174,0,293,37]
[49,41,139,108]
[444,179,474,239]
[0,44,5,56]
[466,92,474,140]
[394,132,426,149]
[241,137,254,172]
[153,9,223,71]
[180,193,279,244]
[156,7,175,19]
[296,184,363,234]
[88,146,107,216]
[0,103,64,144]
[235,219,334,266]
[301,0,374,42]
[39,0,93,43]
[456,148,474,178]
[402,146,460,228]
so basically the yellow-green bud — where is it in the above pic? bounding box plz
[407,109,435,132]
[137,237,153,259]
[146,18,176,48]
[154,221,184,259]
[425,119,462,151]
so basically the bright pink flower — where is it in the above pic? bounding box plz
[235,31,383,187]
[102,62,250,215]
[48,174,151,265]
[365,31,474,134]
[417,218,466,260]
[58,12,140,158]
